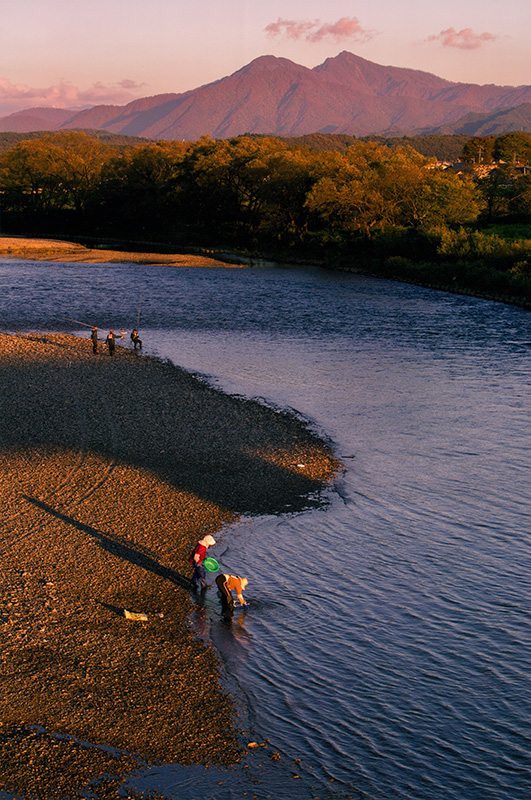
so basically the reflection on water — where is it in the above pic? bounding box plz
[1,258,531,799]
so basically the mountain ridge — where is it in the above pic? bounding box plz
[2,51,531,140]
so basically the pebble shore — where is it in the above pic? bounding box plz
[0,328,339,799]
[0,236,242,268]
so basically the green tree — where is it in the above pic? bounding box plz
[493,133,531,166]
[240,145,315,245]
[0,131,114,223]
[93,141,189,235]
[174,136,244,238]
[0,138,62,216]
[413,170,482,228]
[176,135,312,245]
[509,172,531,218]
[477,165,515,222]
[305,142,480,241]
[305,142,392,239]
[461,137,496,165]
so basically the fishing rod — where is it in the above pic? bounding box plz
[63,316,96,329]
[136,293,142,330]
[63,318,126,337]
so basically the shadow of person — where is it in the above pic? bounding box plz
[22,495,192,590]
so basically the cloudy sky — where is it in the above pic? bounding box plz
[1,0,529,116]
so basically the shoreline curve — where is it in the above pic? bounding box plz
[0,330,340,799]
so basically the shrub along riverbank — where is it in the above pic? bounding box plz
[332,226,531,309]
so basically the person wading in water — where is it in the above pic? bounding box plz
[105,329,123,355]
[130,329,142,350]
[189,535,216,591]
[90,327,99,354]
[215,573,248,612]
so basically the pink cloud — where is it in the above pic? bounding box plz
[0,78,145,116]
[427,27,498,50]
[117,78,146,91]
[265,16,376,44]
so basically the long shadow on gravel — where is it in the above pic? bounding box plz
[1,345,338,517]
[22,496,192,589]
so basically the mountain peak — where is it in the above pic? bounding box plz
[314,50,454,95]
[236,54,309,76]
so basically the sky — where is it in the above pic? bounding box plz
[0,0,530,117]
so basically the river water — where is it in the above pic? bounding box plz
[1,258,530,800]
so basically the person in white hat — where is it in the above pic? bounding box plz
[189,534,216,591]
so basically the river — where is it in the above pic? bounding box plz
[1,258,530,800]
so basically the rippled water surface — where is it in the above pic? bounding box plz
[1,258,530,800]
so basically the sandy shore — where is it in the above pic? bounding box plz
[0,236,242,268]
[0,331,339,799]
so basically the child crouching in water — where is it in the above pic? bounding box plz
[216,573,248,612]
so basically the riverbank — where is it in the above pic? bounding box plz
[2,235,529,310]
[0,236,242,268]
[0,332,339,800]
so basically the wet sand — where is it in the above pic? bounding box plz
[0,236,241,268]
[0,331,339,799]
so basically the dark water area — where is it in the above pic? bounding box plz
[1,258,530,800]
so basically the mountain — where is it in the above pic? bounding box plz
[416,103,531,137]
[3,52,531,140]
[0,106,76,133]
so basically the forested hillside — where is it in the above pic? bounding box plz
[0,130,151,154]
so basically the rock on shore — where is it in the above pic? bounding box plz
[0,332,339,799]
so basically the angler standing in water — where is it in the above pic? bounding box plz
[131,294,143,350]
[90,327,99,354]
[105,329,123,356]
[130,329,142,350]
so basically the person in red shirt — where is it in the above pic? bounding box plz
[105,329,123,356]
[189,534,216,591]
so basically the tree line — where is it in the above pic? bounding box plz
[0,130,530,304]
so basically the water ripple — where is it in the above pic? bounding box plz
[3,259,531,800]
